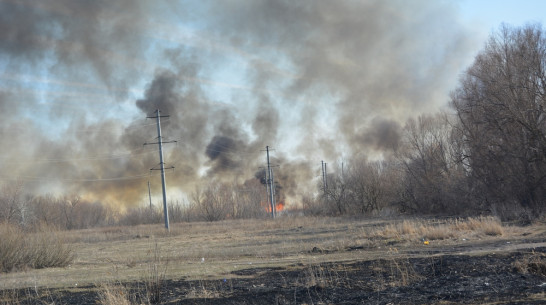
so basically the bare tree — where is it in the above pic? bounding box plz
[60,194,81,230]
[346,158,388,214]
[30,194,62,227]
[233,179,267,219]
[319,158,395,216]
[451,24,546,218]
[0,181,28,225]
[323,163,349,215]
[396,113,467,214]
[191,181,231,222]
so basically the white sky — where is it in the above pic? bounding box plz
[457,0,546,32]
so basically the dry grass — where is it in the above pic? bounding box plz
[143,241,166,304]
[304,264,337,289]
[0,215,534,296]
[97,283,132,305]
[0,223,74,272]
[96,241,170,305]
[185,280,222,299]
[370,247,423,290]
[386,248,422,286]
[512,251,546,276]
[369,216,504,241]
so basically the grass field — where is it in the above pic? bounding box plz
[1,216,545,304]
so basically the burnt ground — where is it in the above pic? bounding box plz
[3,247,546,304]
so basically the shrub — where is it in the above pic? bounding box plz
[0,223,74,272]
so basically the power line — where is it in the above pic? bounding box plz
[0,116,171,137]
[0,146,165,164]
[0,171,166,182]
[71,119,171,134]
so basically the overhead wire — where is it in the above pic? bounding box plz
[0,145,171,163]
[69,118,171,134]
[25,148,163,164]
[0,171,169,183]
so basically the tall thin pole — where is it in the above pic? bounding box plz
[264,170,269,210]
[324,162,327,191]
[266,146,275,218]
[322,161,326,195]
[146,110,175,231]
[148,181,152,209]
[271,168,277,218]
[155,109,169,231]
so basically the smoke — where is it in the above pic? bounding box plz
[0,0,478,207]
[357,117,402,152]
[0,0,152,95]
[136,71,180,116]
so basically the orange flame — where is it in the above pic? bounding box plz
[265,201,285,213]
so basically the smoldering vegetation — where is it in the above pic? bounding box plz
[0,1,544,228]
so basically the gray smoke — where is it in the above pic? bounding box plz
[357,117,402,152]
[0,0,478,207]
[0,0,151,95]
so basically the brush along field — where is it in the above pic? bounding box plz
[1,216,546,304]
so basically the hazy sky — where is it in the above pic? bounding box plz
[458,0,546,31]
[0,0,544,207]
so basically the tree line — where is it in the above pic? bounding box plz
[0,178,270,230]
[0,24,544,229]
[316,24,545,221]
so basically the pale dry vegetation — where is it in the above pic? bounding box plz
[0,223,74,273]
[302,263,352,290]
[0,215,543,304]
[512,251,546,276]
[370,247,424,290]
[97,283,133,305]
[368,216,504,242]
[0,216,524,287]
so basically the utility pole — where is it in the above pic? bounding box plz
[324,162,327,191]
[321,161,327,195]
[271,166,276,218]
[260,168,269,212]
[145,109,176,231]
[148,181,152,209]
[265,146,275,218]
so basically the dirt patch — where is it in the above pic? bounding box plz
[4,247,546,304]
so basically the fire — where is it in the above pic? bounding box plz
[265,201,285,213]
